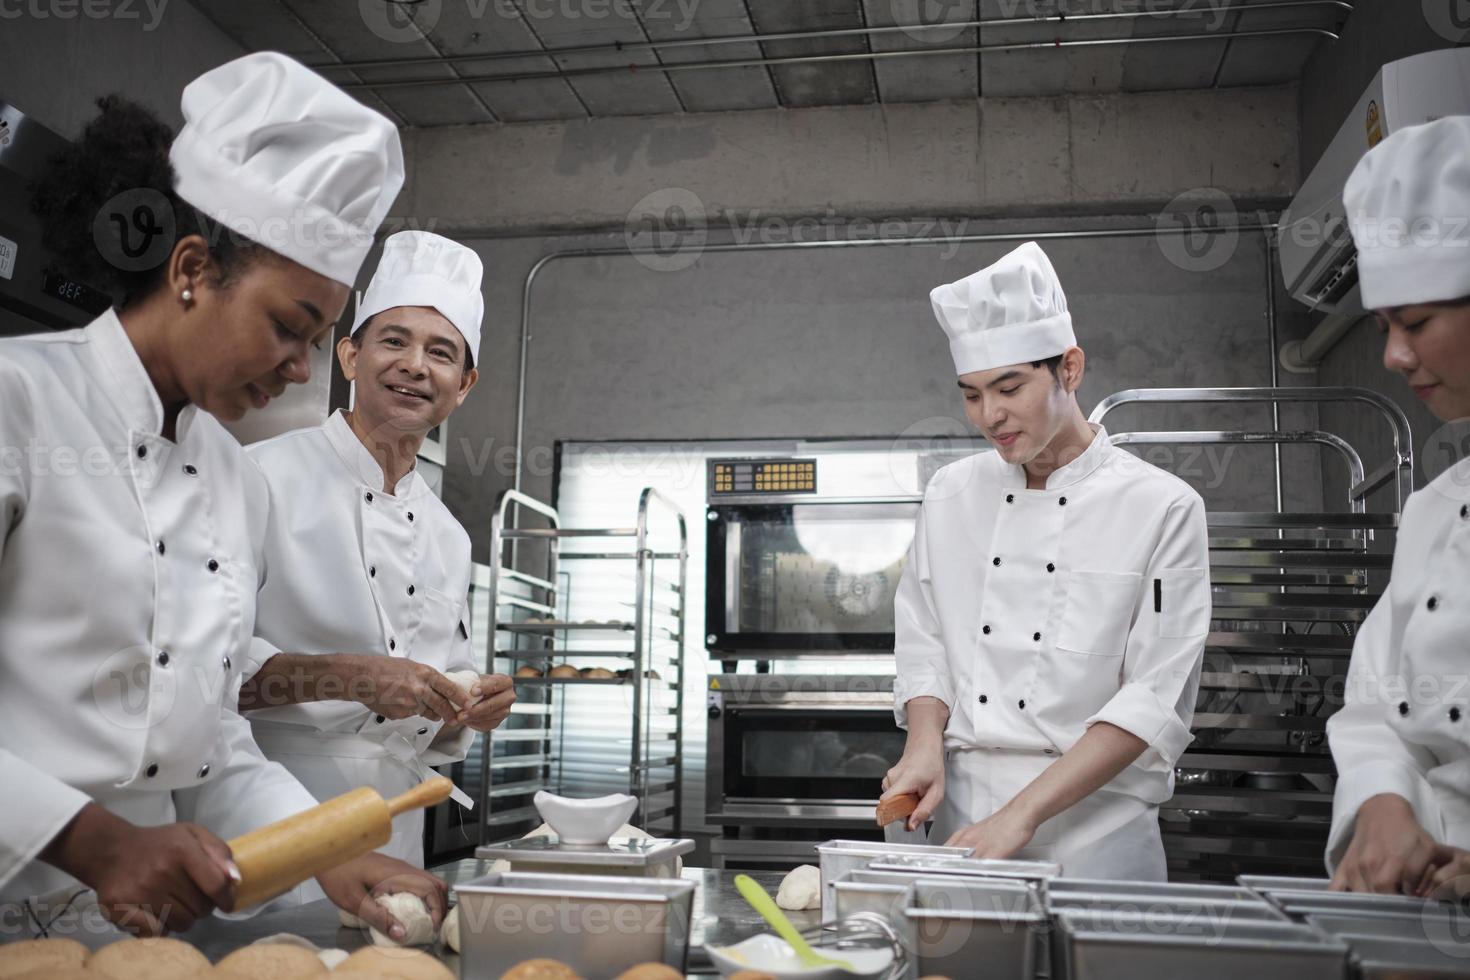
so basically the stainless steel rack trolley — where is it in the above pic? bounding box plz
[477,488,689,842]
[1089,386,1414,882]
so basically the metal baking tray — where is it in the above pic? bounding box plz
[902,877,1048,980]
[1046,879,1263,904]
[867,854,1062,884]
[1305,912,1465,942]
[1263,888,1463,921]
[815,840,969,924]
[1054,914,1349,980]
[830,874,911,924]
[1237,875,1332,893]
[1344,936,1470,978]
[474,837,694,879]
[452,871,696,980]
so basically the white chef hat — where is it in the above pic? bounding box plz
[169,52,405,288]
[1344,115,1470,311]
[351,231,485,362]
[929,241,1077,376]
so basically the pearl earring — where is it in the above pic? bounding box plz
[181,288,193,303]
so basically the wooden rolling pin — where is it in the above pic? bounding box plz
[226,777,453,910]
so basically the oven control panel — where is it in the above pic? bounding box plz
[709,457,817,496]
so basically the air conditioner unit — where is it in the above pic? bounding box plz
[1279,48,1470,315]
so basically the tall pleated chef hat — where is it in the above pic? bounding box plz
[351,231,485,362]
[1344,115,1470,311]
[169,52,405,288]
[930,241,1077,376]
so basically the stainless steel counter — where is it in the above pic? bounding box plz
[184,862,814,976]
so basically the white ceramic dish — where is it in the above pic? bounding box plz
[707,933,894,980]
[532,790,638,845]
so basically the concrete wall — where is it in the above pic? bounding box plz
[1295,4,1455,510]
[401,87,1300,236]
[0,2,243,136]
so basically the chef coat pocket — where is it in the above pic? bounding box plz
[1157,567,1212,638]
[414,586,462,670]
[1056,571,1142,657]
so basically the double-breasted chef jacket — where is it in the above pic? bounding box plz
[1326,456,1470,868]
[243,410,477,870]
[0,311,318,909]
[893,424,1212,875]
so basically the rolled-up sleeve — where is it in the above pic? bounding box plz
[893,495,955,729]
[1085,492,1210,773]
[1323,540,1443,872]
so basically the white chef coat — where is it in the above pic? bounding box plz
[243,410,477,872]
[893,425,1211,874]
[1325,457,1470,870]
[0,311,318,909]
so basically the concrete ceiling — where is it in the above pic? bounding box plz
[187,0,1349,126]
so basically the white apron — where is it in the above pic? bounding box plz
[931,747,1167,881]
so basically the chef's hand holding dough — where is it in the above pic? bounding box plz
[452,672,516,732]
[38,804,239,936]
[316,852,448,944]
[343,656,468,723]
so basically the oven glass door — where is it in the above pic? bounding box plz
[722,707,905,803]
[706,502,919,650]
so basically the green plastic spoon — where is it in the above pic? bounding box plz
[733,873,857,973]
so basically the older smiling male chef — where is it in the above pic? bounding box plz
[880,242,1212,881]
[236,232,514,887]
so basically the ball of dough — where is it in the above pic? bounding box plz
[439,905,460,953]
[0,937,89,977]
[367,893,436,947]
[613,965,681,980]
[215,943,327,978]
[89,937,211,980]
[338,946,454,980]
[580,667,616,680]
[775,864,821,911]
[548,665,579,679]
[499,959,580,980]
[443,669,480,702]
[338,908,367,929]
[514,665,544,678]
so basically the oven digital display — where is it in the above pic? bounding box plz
[710,458,816,495]
[41,271,110,316]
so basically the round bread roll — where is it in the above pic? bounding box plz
[514,665,543,678]
[0,937,89,977]
[613,965,681,980]
[548,665,579,679]
[580,667,616,680]
[89,937,211,980]
[367,893,436,947]
[337,946,453,980]
[439,905,460,953]
[499,960,580,980]
[7,968,95,980]
[216,943,327,978]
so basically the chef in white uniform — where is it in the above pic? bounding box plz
[238,231,515,882]
[0,53,443,940]
[880,242,1212,881]
[1326,116,1470,899]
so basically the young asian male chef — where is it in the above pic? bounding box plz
[236,232,515,885]
[880,242,1213,881]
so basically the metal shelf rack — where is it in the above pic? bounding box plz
[1090,386,1413,883]
[476,488,689,842]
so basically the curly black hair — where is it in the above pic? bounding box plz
[28,95,274,309]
